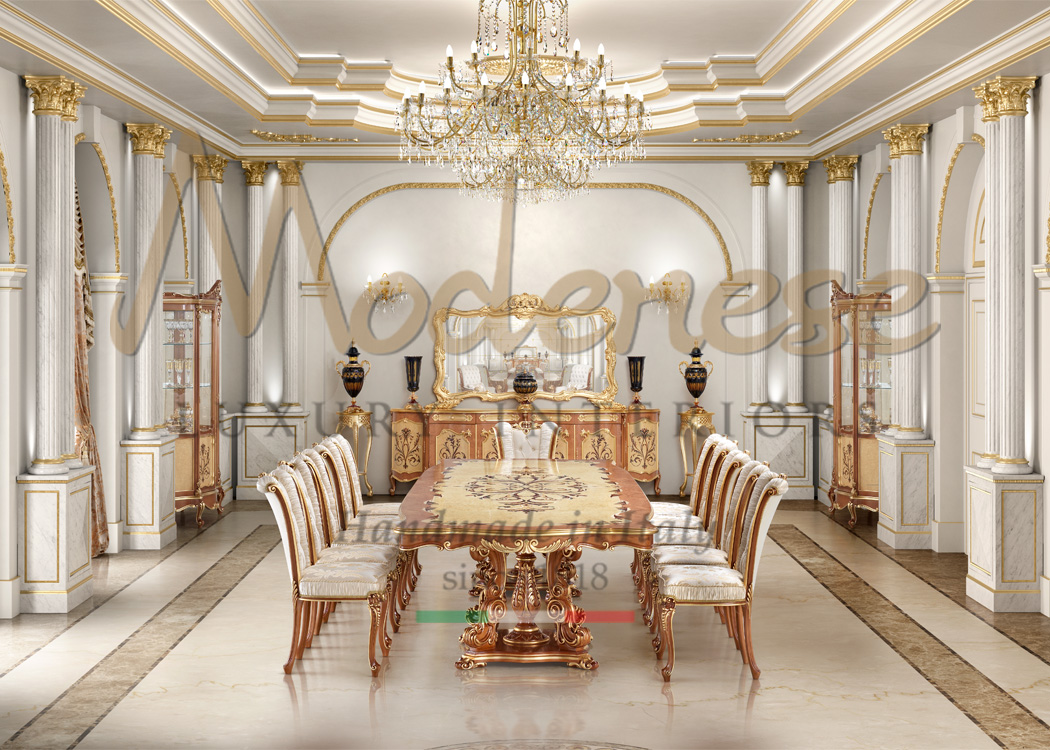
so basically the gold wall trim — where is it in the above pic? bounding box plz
[0,136,13,263]
[1045,197,1050,265]
[168,173,189,280]
[862,172,884,280]
[935,142,967,273]
[316,182,733,282]
[971,133,985,148]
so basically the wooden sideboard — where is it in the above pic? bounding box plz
[390,407,660,494]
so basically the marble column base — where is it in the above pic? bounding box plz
[106,520,124,554]
[16,465,95,613]
[742,412,815,500]
[233,411,309,500]
[964,465,1044,613]
[120,436,178,551]
[817,415,833,506]
[746,403,775,414]
[876,435,935,550]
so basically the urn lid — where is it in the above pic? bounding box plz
[689,339,704,361]
[345,340,360,361]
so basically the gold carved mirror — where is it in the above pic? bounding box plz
[432,294,619,409]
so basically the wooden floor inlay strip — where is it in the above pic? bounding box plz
[769,524,1050,750]
[2,526,280,750]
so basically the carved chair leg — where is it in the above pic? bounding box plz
[387,576,400,637]
[367,592,383,676]
[298,603,313,657]
[735,608,747,660]
[743,603,761,679]
[660,597,677,682]
[284,598,304,674]
[378,593,392,656]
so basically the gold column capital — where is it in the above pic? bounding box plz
[746,160,774,187]
[125,123,171,158]
[241,160,271,186]
[24,76,85,119]
[973,80,1001,122]
[993,76,1037,117]
[782,161,810,187]
[193,154,229,183]
[882,124,928,159]
[823,155,858,183]
[276,160,303,186]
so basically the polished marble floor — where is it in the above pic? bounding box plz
[2,501,1050,749]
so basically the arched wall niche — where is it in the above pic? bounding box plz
[937,142,984,273]
[863,171,890,281]
[74,138,119,273]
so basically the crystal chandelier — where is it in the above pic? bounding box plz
[397,0,650,203]
[646,273,687,314]
[363,273,407,313]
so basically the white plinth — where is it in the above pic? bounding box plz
[121,435,178,550]
[817,415,833,506]
[233,411,309,500]
[964,466,1044,612]
[16,465,96,613]
[876,435,935,550]
[220,411,236,500]
[742,412,815,500]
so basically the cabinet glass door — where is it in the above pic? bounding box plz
[839,313,854,435]
[858,309,892,434]
[164,307,195,434]
[199,309,212,428]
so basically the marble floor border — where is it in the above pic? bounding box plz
[770,524,1050,749]
[2,526,280,750]
[0,500,269,679]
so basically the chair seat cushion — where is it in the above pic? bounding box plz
[653,527,714,547]
[658,564,745,602]
[355,502,402,516]
[299,560,393,598]
[656,514,707,531]
[651,545,729,567]
[318,544,399,566]
[649,501,694,519]
[333,524,400,546]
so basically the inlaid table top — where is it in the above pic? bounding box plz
[398,459,655,551]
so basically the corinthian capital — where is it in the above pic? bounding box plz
[241,161,271,186]
[746,161,774,187]
[883,124,928,159]
[782,161,810,187]
[823,155,858,183]
[24,76,85,119]
[276,160,303,186]
[993,76,1037,117]
[126,123,171,157]
[193,155,229,183]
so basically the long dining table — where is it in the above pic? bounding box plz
[397,458,655,670]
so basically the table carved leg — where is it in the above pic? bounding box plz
[458,547,506,669]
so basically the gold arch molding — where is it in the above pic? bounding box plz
[0,136,13,264]
[74,134,121,272]
[318,182,733,282]
[862,172,883,280]
[168,173,190,280]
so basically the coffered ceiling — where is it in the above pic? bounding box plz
[1,0,1048,159]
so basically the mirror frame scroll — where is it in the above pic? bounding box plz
[431,293,621,410]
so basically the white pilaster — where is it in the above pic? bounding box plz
[746,161,773,413]
[783,161,808,413]
[0,265,28,617]
[243,160,269,413]
[278,161,303,413]
[1036,265,1050,613]
[301,282,331,447]
[975,86,1001,468]
[61,114,77,467]
[192,155,228,294]
[89,274,127,553]
[823,155,858,414]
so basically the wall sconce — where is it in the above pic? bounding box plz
[645,272,687,314]
[363,272,408,313]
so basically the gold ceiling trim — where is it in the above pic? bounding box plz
[693,130,801,144]
[168,173,189,280]
[317,182,733,282]
[0,135,13,264]
[242,0,297,60]
[935,143,967,273]
[862,172,883,280]
[251,129,359,143]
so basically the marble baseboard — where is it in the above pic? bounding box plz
[106,521,124,554]
[121,437,178,551]
[1042,575,1050,618]
[876,436,935,550]
[16,466,96,614]
[964,465,1044,613]
[0,576,18,619]
[232,412,308,500]
[742,412,816,500]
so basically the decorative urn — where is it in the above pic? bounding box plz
[337,340,371,410]
[627,356,645,404]
[512,369,538,399]
[404,356,422,406]
[678,340,714,408]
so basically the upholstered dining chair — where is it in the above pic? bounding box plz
[555,364,592,393]
[653,467,788,681]
[493,421,560,460]
[324,434,401,517]
[458,364,486,391]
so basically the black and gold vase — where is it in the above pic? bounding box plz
[628,356,645,404]
[338,340,371,410]
[678,340,714,408]
[512,370,538,398]
[404,356,422,406]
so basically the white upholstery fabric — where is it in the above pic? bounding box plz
[269,466,315,568]
[695,437,737,527]
[719,460,764,553]
[319,544,399,566]
[653,527,713,547]
[459,365,485,391]
[326,434,365,517]
[655,515,706,531]
[658,564,746,602]
[355,502,401,516]
[555,364,591,393]
[290,455,328,557]
[257,473,297,585]
[651,545,729,567]
[301,448,342,540]
[736,474,788,587]
[649,501,694,519]
[494,421,559,459]
[704,449,748,538]
[334,522,400,546]
[298,560,393,599]
[734,469,779,574]
[685,436,721,513]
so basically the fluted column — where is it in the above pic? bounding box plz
[243,160,270,413]
[783,161,809,413]
[193,155,228,293]
[24,76,83,474]
[823,155,857,413]
[126,123,171,439]
[883,124,929,439]
[989,77,1036,474]
[747,161,774,413]
[277,161,303,412]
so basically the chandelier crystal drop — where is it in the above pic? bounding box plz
[397,0,651,204]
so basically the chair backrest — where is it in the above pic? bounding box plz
[287,456,328,559]
[257,465,314,585]
[459,364,484,390]
[736,471,788,593]
[494,421,560,459]
[686,435,722,513]
[326,433,365,516]
[316,441,352,528]
[697,438,735,526]
[257,470,299,585]
[301,447,341,544]
[565,364,591,390]
[706,449,748,542]
[718,460,764,559]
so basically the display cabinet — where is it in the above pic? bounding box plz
[829,281,892,527]
[163,281,223,526]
